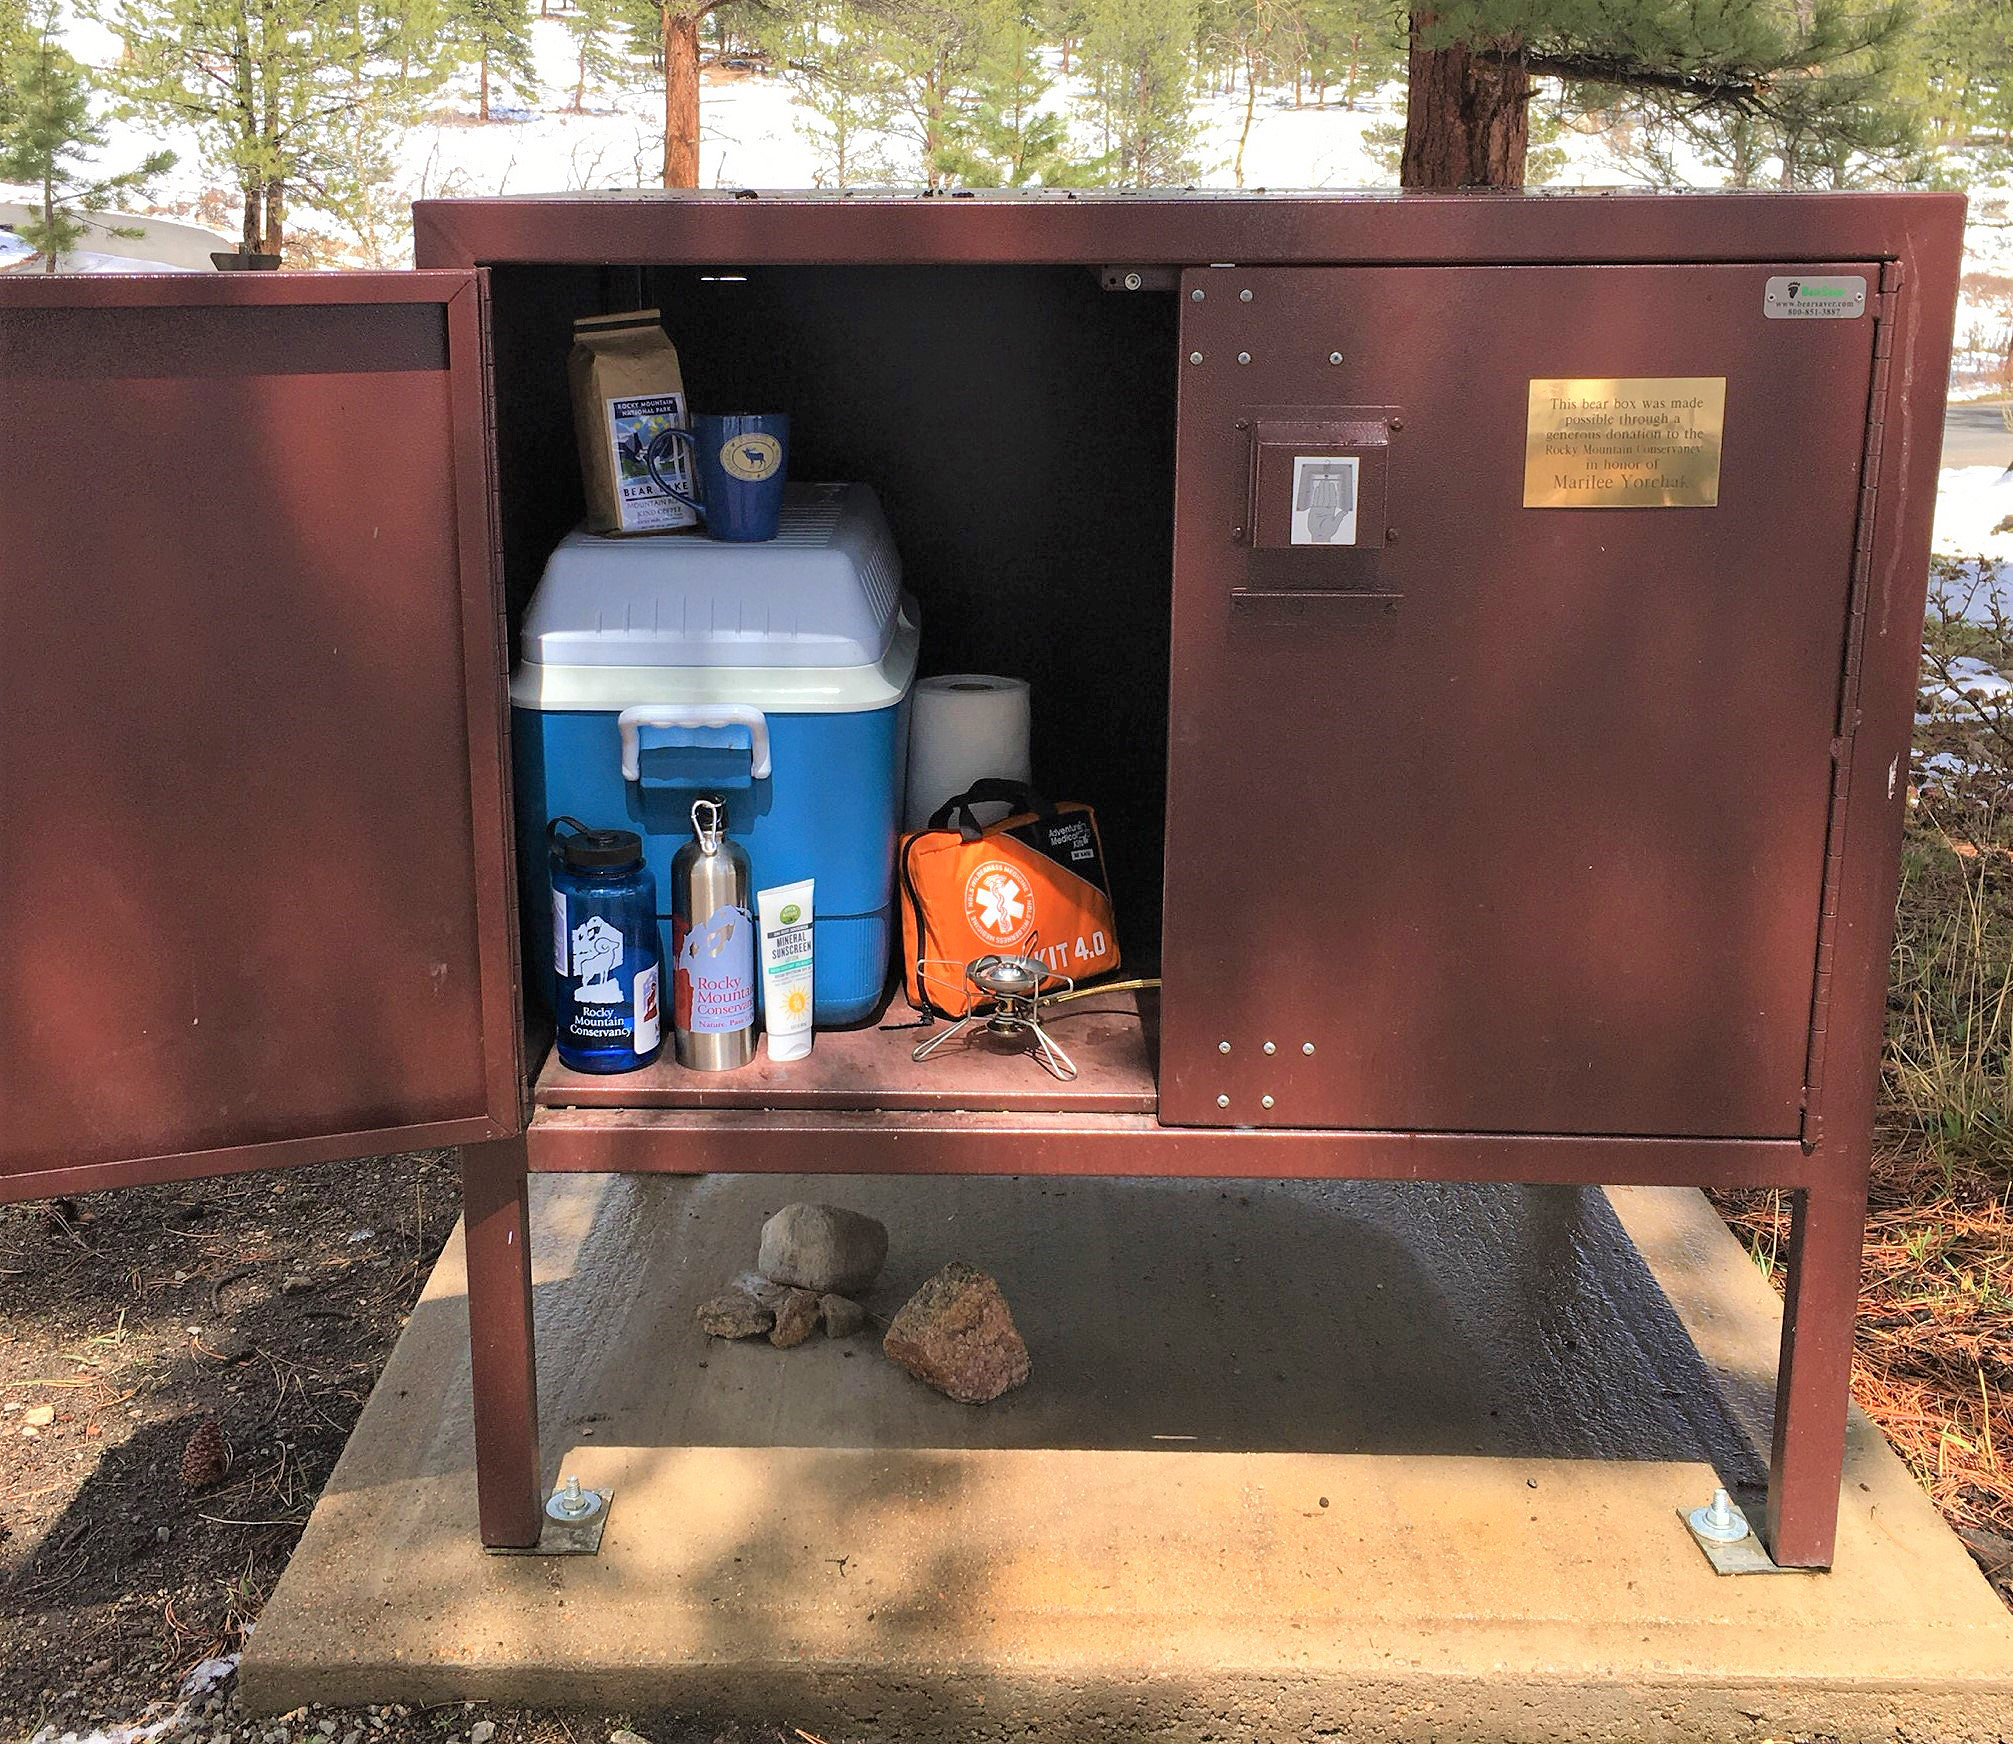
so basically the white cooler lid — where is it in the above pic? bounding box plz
[520,482,901,670]
[512,482,917,714]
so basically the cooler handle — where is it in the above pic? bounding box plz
[617,704,772,782]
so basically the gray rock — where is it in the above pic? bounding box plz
[883,1262,1030,1404]
[757,1203,888,1295]
[819,1293,868,1338]
[769,1288,821,1349]
[469,1723,495,1744]
[695,1289,773,1339]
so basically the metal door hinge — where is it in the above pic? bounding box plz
[1798,259,1899,1157]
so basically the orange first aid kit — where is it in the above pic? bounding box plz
[900,780,1121,1015]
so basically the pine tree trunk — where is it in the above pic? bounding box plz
[1234,49,1257,188]
[242,183,260,253]
[266,182,285,259]
[480,50,491,122]
[574,38,587,110]
[1399,13,1528,189]
[662,8,702,186]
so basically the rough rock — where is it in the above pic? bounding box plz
[22,1404,53,1428]
[757,1203,888,1295]
[769,1288,821,1348]
[882,1262,1030,1404]
[695,1289,774,1339]
[819,1293,868,1338]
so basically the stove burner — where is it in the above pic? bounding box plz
[912,949,1079,1081]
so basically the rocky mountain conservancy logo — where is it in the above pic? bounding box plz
[720,432,784,481]
[570,914,624,1002]
[964,859,1034,948]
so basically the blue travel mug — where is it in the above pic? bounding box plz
[645,413,790,542]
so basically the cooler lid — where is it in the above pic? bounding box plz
[521,482,902,670]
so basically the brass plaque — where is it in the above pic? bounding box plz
[1524,377,1725,509]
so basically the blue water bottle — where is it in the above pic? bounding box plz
[547,817,664,1073]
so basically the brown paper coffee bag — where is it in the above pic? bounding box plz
[568,309,698,535]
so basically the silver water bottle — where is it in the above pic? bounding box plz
[671,795,757,1070]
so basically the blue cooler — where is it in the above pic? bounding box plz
[511,483,917,1026]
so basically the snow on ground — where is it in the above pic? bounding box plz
[1934,465,2013,630]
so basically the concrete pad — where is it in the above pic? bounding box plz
[242,1176,2013,1740]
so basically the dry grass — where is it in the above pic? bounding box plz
[1716,1146,2013,1548]
[1715,559,2013,1595]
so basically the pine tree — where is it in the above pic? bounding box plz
[1914,0,2013,148]
[563,0,635,110]
[632,0,762,185]
[946,0,1089,185]
[1396,0,1916,189]
[94,0,416,260]
[0,0,30,131]
[1079,0,1199,186]
[442,0,538,120]
[0,4,171,271]
[1205,0,1305,186]
[1298,0,1400,109]
[852,0,1000,188]
[764,0,898,185]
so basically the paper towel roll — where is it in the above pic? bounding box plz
[905,674,1033,830]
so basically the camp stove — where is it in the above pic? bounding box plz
[912,951,1080,1081]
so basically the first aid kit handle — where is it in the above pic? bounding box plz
[618,705,772,781]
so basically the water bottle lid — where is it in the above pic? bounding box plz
[547,815,642,870]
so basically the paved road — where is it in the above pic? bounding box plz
[1946,401,2012,468]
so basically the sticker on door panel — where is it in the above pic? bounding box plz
[1764,276,1866,319]
[1291,456,1359,544]
[1524,377,1725,509]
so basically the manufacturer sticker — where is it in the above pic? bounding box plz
[1524,377,1725,509]
[1290,456,1359,545]
[1763,276,1866,320]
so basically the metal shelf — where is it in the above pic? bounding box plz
[533,986,1159,1116]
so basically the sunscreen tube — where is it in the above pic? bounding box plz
[756,879,815,1062]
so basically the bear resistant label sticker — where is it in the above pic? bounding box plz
[1764,276,1867,320]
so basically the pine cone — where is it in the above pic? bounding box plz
[179,1419,229,1492]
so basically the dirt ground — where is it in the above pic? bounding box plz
[4,1146,2006,1744]
[0,1155,846,1744]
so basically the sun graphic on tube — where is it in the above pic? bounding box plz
[785,988,810,1018]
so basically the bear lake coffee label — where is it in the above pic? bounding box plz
[1524,377,1725,509]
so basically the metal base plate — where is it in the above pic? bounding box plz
[489,1489,612,1556]
[1676,1507,1806,1575]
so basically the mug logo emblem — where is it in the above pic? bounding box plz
[719,432,783,482]
[964,860,1033,947]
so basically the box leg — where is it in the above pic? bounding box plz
[1765,1178,1867,1569]
[462,1134,542,1549]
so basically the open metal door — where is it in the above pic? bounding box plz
[1160,262,1881,1136]
[0,272,521,1203]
